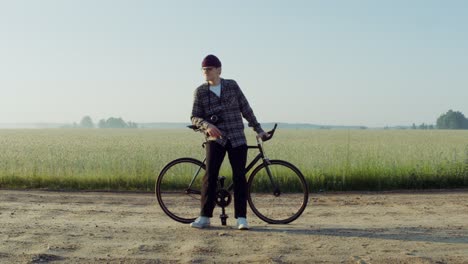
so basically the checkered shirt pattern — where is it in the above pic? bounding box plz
[191,78,264,148]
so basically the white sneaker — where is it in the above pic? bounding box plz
[237,217,249,230]
[190,216,210,229]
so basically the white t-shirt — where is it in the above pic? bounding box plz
[209,84,221,97]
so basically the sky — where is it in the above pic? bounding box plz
[1,0,467,127]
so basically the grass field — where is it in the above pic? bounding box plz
[0,128,467,191]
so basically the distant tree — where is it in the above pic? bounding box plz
[107,117,127,128]
[436,110,468,129]
[79,116,94,128]
[127,121,138,128]
[97,117,138,128]
[411,123,417,129]
[418,123,427,130]
[98,119,107,128]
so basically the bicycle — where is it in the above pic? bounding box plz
[156,123,308,225]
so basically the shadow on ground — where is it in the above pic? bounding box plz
[250,226,468,244]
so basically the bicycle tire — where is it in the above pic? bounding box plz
[247,160,308,224]
[156,158,205,224]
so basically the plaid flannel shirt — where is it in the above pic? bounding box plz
[191,78,264,148]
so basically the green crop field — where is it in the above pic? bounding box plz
[0,128,467,191]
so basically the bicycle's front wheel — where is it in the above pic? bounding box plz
[247,160,308,224]
[156,158,205,224]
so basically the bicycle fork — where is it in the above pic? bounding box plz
[258,139,281,197]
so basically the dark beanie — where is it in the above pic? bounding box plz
[201,54,222,68]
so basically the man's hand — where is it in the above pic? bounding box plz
[256,131,270,141]
[206,124,222,138]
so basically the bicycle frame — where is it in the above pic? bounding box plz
[185,137,279,195]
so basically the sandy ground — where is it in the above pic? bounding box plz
[0,189,467,264]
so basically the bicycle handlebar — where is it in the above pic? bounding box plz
[187,125,199,131]
[260,123,277,142]
[187,123,278,142]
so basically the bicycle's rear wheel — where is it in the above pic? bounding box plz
[156,158,205,224]
[247,160,308,224]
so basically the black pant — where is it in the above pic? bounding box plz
[200,141,248,218]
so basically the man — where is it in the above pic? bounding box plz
[190,54,268,230]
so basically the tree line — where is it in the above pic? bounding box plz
[76,116,138,129]
[71,109,468,130]
[410,109,467,130]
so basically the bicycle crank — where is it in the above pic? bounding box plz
[215,189,232,207]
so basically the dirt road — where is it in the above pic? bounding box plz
[0,189,467,263]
